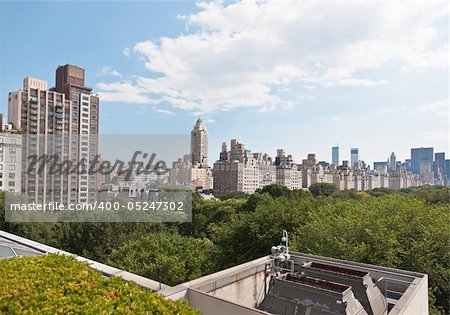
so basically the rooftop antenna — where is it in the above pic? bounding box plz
[270,230,294,275]
[282,229,289,254]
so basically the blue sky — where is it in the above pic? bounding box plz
[1,1,448,166]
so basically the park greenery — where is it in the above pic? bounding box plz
[0,184,449,313]
[0,254,198,314]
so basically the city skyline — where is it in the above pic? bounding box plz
[0,1,448,165]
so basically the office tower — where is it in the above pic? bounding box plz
[350,148,359,167]
[445,160,450,183]
[7,65,99,204]
[410,147,433,175]
[434,152,445,182]
[332,146,339,165]
[388,152,396,171]
[190,118,208,166]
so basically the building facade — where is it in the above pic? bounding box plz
[0,133,22,192]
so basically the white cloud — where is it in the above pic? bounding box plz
[122,48,131,57]
[95,66,122,77]
[321,115,346,122]
[97,81,153,104]
[371,107,395,114]
[156,108,175,115]
[418,99,449,116]
[99,1,448,112]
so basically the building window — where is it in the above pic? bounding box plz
[9,165,15,171]
[8,181,15,187]
[9,173,15,179]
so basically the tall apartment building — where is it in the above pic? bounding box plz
[254,152,276,188]
[213,139,278,197]
[7,65,99,204]
[0,133,22,192]
[276,165,301,190]
[275,149,300,190]
[191,118,208,167]
[299,153,317,188]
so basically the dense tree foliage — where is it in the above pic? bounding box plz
[308,182,337,197]
[0,254,198,314]
[0,185,448,313]
[107,232,219,286]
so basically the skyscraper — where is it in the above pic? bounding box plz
[332,146,339,165]
[434,152,445,182]
[350,148,359,167]
[190,118,208,167]
[7,65,99,204]
[55,65,99,203]
[388,152,397,171]
[411,147,433,175]
[445,160,450,184]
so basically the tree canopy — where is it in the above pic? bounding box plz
[1,185,448,313]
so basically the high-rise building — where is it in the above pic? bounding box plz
[411,147,433,175]
[7,65,99,204]
[434,152,445,184]
[445,159,450,184]
[332,146,339,165]
[350,148,359,167]
[213,140,280,197]
[373,161,388,173]
[190,118,208,167]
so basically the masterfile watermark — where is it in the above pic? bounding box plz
[27,151,169,180]
[4,134,193,223]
